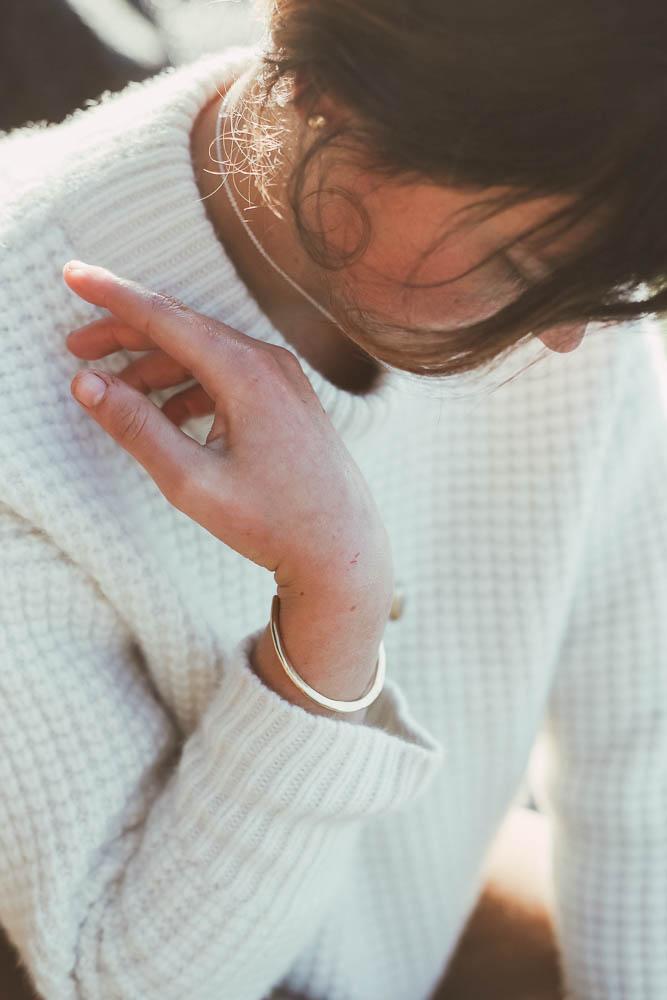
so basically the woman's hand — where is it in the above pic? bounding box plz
[62,261,394,616]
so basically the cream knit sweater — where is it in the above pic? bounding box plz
[1,46,666,1000]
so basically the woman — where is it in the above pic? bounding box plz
[1,3,666,999]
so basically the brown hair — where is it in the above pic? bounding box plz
[249,0,667,377]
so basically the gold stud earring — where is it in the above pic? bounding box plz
[306,113,327,130]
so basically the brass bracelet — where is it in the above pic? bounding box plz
[269,594,386,714]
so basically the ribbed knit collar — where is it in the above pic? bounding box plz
[65,46,409,441]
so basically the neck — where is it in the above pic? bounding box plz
[189,64,383,395]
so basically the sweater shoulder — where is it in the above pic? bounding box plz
[0,43,256,411]
[0,45,254,223]
[0,68,172,214]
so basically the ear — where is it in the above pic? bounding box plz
[536,324,586,353]
[291,68,345,129]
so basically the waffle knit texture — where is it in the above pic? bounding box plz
[0,46,666,1000]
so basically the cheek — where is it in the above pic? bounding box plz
[328,219,516,330]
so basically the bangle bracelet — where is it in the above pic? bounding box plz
[269,594,386,714]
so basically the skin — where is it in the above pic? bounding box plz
[64,262,395,727]
[189,56,586,400]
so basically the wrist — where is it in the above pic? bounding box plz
[247,583,389,724]
[277,526,394,613]
[279,551,395,624]
[275,586,393,670]
[250,621,373,724]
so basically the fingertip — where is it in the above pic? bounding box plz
[65,319,90,350]
[63,260,88,279]
[63,261,115,287]
[64,333,85,356]
[71,369,108,408]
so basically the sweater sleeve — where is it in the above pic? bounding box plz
[0,509,444,1000]
[534,324,667,999]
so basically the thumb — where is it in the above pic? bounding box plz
[71,368,208,509]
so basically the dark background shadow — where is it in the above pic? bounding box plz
[0,0,165,132]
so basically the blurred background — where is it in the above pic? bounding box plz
[1,0,263,133]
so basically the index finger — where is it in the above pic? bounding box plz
[62,260,254,397]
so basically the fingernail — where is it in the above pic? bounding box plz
[72,371,107,407]
[63,260,88,274]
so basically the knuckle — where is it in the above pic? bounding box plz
[199,315,223,343]
[114,400,150,445]
[143,291,163,336]
[156,290,185,313]
[271,346,309,385]
[144,290,189,336]
[251,344,281,374]
[270,344,300,369]
[249,345,296,385]
[220,344,274,394]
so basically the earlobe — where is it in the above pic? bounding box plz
[537,324,586,353]
[306,113,328,130]
[291,68,342,131]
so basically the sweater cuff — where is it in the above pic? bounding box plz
[174,627,444,853]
